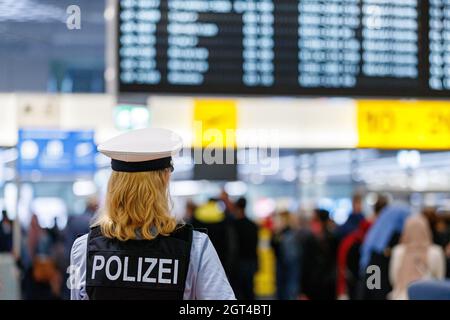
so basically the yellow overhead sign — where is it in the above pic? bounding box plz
[357,100,450,149]
[193,99,237,148]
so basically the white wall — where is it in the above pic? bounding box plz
[0,94,18,146]
[0,94,359,148]
[0,93,119,146]
[149,95,358,149]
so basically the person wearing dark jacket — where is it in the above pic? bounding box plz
[359,204,410,300]
[335,193,365,241]
[191,198,238,278]
[0,210,13,252]
[301,209,337,300]
[230,197,258,300]
[272,210,301,300]
[336,194,388,300]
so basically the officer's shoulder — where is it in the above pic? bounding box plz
[192,229,209,241]
[71,233,88,257]
[174,223,207,234]
[73,233,88,248]
[193,226,208,237]
[173,224,209,243]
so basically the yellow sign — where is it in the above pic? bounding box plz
[357,100,450,149]
[193,99,237,148]
[254,228,276,298]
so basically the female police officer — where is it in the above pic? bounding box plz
[70,128,235,300]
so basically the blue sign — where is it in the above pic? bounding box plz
[18,129,97,175]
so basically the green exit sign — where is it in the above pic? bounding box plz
[114,105,150,131]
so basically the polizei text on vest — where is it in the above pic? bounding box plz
[91,255,180,284]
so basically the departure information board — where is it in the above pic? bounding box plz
[117,0,450,97]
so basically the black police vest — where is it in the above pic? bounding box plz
[86,224,193,300]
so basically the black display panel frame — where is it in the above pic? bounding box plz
[116,0,450,98]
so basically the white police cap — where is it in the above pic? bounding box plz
[98,128,183,172]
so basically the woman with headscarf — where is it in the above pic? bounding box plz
[389,215,446,300]
[359,204,410,300]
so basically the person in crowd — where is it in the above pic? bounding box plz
[70,128,235,300]
[335,193,365,241]
[0,210,13,253]
[220,189,237,216]
[389,215,446,300]
[62,197,99,299]
[300,208,337,300]
[336,194,389,300]
[432,210,450,278]
[437,213,450,278]
[183,199,197,224]
[422,207,444,246]
[359,204,410,300]
[22,214,61,300]
[191,197,238,278]
[271,210,300,300]
[295,212,314,300]
[0,209,21,299]
[446,242,450,279]
[64,197,98,257]
[49,217,66,297]
[229,197,259,300]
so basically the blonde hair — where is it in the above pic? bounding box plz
[93,169,177,241]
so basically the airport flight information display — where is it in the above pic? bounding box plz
[117,0,450,97]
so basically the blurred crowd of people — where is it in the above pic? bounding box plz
[269,194,450,300]
[184,191,259,300]
[182,191,450,300]
[0,198,99,300]
[1,191,450,300]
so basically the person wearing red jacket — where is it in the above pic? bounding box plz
[336,194,388,300]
